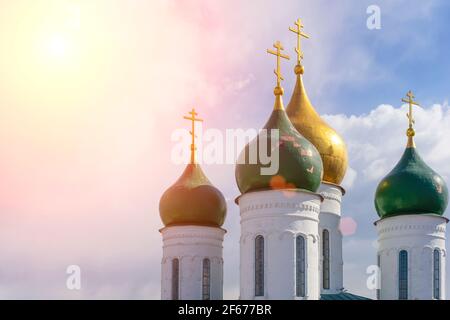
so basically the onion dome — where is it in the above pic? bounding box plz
[235,41,323,195]
[285,19,348,185]
[159,163,226,227]
[159,109,227,227]
[374,91,448,219]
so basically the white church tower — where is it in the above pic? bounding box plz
[374,91,448,300]
[235,40,324,300]
[159,109,227,300]
[285,19,348,295]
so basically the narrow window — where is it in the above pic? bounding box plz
[202,258,211,300]
[172,258,179,300]
[296,235,306,297]
[433,249,441,299]
[376,254,381,300]
[322,229,330,290]
[255,235,264,296]
[398,250,408,300]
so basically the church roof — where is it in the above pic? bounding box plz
[286,70,348,186]
[159,163,227,227]
[235,105,324,195]
[374,146,448,219]
[285,19,348,185]
[374,91,448,219]
[159,109,227,228]
[320,292,371,300]
[235,41,323,196]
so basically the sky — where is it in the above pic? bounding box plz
[1,0,450,299]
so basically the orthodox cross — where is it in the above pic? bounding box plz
[289,18,310,65]
[267,41,290,89]
[183,108,203,164]
[401,90,420,129]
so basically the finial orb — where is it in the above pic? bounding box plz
[274,86,284,96]
[406,127,415,137]
[294,64,304,75]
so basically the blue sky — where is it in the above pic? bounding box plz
[229,0,450,120]
[332,0,450,114]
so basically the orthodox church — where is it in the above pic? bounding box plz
[158,19,448,300]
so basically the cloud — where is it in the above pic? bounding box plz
[341,166,357,190]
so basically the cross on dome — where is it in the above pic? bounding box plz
[183,108,203,164]
[401,90,420,148]
[267,41,290,95]
[402,90,420,130]
[289,18,310,65]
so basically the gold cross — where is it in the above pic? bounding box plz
[289,18,310,64]
[183,108,203,164]
[401,90,420,129]
[267,41,290,89]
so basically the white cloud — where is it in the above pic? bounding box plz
[341,166,357,190]
[324,102,450,180]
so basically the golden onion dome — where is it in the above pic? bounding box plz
[159,163,227,227]
[286,66,348,185]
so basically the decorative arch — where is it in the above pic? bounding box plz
[279,230,295,240]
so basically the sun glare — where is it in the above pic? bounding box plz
[47,34,70,59]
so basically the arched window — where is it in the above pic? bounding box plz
[255,235,264,296]
[322,229,330,290]
[172,258,180,300]
[296,235,306,297]
[398,250,408,300]
[376,254,381,300]
[202,258,211,300]
[433,249,441,300]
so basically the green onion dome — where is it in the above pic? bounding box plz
[159,163,227,227]
[235,91,323,195]
[375,114,448,219]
